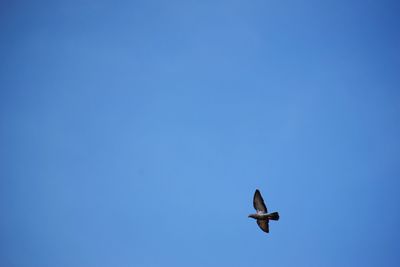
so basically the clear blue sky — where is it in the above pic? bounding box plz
[1,1,400,266]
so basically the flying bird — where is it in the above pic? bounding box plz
[248,189,279,233]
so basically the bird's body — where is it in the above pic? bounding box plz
[248,189,279,233]
[248,212,279,220]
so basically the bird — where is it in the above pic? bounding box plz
[248,189,279,233]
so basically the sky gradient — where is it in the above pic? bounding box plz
[1,1,400,266]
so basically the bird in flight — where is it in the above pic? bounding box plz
[248,189,279,233]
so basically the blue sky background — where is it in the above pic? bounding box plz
[1,0,400,266]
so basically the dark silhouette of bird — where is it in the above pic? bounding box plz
[248,189,279,233]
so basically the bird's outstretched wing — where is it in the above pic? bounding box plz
[257,220,269,233]
[253,189,268,213]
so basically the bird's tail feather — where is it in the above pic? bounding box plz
[268,212,279,221]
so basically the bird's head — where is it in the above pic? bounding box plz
[248,214,257,219]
